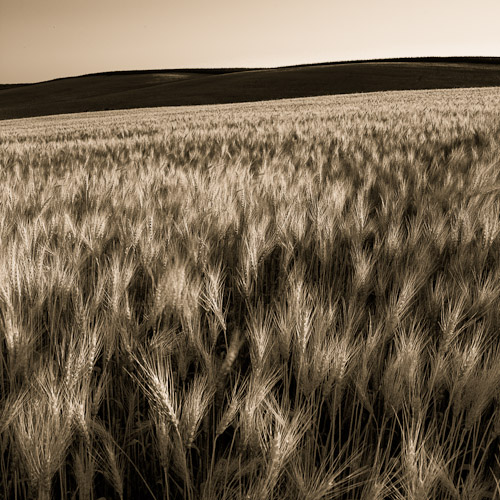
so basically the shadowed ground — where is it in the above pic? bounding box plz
[2,58,500,120]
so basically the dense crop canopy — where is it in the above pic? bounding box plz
[1,88,500,499]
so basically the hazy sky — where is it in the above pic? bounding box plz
[1,0,499,83]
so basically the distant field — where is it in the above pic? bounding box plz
[2,58,500,119]
[2,88,500,499]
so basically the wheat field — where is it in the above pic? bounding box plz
[2,87,500,499]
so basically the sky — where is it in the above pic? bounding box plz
[1,0,500,83]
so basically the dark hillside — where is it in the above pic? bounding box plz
[2,58,500,120]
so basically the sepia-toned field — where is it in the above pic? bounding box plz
[2,87,500,499]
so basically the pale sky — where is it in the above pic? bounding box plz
[1,0,499,83]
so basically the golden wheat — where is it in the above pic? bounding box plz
[1,87,500,498]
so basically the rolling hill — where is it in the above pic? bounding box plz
[2,58,500,120]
